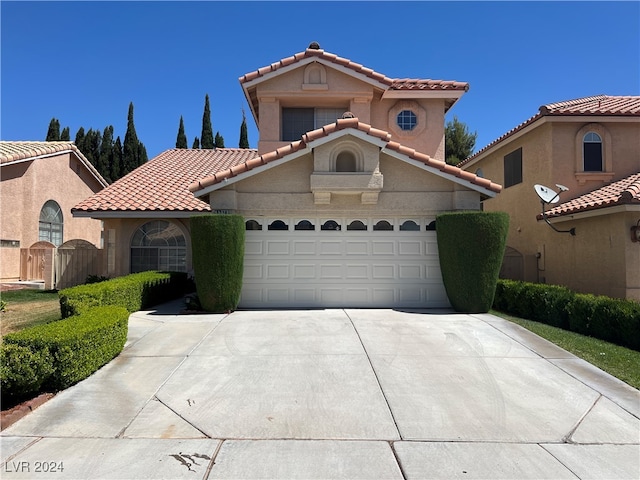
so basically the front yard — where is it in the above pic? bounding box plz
[1,289,60,337]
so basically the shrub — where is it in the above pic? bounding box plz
[494,280,640,351]
[191,214,245,313]
[59,271,190,318]
[2,306,129,393]
[0,344,54,399]
[436,211,509,313]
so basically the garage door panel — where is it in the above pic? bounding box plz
[266,241,290,255]
[266,264,290,279]
[242,228,449,308]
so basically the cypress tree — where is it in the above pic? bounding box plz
[75,127,86,153]
[123,102,141,175]
[46,118,61,141]
[84,128,101,169]
[99,126,114,183]
[192,137,200,149]
[215,132,225,148]
[176,116,188,148]
[60,127,70,141]
[111,136,123,181]
[200,94,214,149]
[239,111,249,148]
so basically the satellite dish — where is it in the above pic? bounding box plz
[534,184,560,204]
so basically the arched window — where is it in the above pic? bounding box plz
[268,220,288,231]
[245,220,262,231]
[336,151,357,172]
[373,220,393,231]
[131,220,186,273]
[426,220,437,231]
[583,132,603,172]
[347,220,367,231]
[400,220,420,231]
[295,220,315,231]
[39,200,63,246]
[321,220,341,231]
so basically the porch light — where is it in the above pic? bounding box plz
[533,183,576,236]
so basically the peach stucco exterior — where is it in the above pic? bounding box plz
[1,146,106,281]
[461,109,640,300]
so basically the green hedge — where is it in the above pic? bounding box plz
[191,214,245,313]
[59,271,190,318]
[436,211,509,313]
[1,306,129,399]
[494,279,640,351]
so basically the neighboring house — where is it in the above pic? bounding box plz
[0,141,108,283]
[459,95,640,301]
[73,43,501,308]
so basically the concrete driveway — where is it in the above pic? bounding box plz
[1,300,639,479]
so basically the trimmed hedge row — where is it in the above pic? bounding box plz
[59,271,191,318]
[1,306,129,399]
[494,279,640,351]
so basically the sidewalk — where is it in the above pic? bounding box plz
[1,301,639,479]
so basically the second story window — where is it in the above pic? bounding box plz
[396,110,417,131]
[282,108,343,141]
[583,132,603,172]
[504,147,523,188]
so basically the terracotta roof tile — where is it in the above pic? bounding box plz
[459,95,640,167]
[543,172,640,218]
[191,119,501,195]
[1,141,108,187]
[239,47,468,91]
[73,148,258,214]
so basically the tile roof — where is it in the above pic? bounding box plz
[0,141,108,187]
[240,46,469,91]
[190,117,502,195]
[542,172,640,218]
[240,45,469,122]
[458,95,640,167]
[72,148,258,214]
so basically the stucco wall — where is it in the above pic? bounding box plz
[254,63,447,160]
[209,150,479,218]
[464,118,640,299]
[102,217,193,278]
[0,152,105,281]
[542,211,639,300]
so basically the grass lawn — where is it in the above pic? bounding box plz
[1,289,61,337]
[492,310,640,390]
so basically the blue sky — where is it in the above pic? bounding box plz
[2,1,639,160]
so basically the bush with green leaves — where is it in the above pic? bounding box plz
[494,279,640,351]
[1,306,129,398]
[0,344,54,400]
[436,211,509,313]
[191,214,245,312]
[59,271,190,318]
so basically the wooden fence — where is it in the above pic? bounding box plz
[19,240,105,290]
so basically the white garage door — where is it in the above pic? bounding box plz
[240,218,449,309]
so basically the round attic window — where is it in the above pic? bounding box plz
[396,110,417,131]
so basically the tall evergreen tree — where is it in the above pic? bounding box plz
[60,127,70,141]
[46,118,61,141]
[176,116,188,148]
[445,116,477,165]
[200,94,214,149]
[111,136,123,181]
[239,111,249,148]
[99,126,115,183]
[75,127,86,153]
[215,132,225,148]
[122,102,148,174]
[192,137,200,149]
[84,128,101,168]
